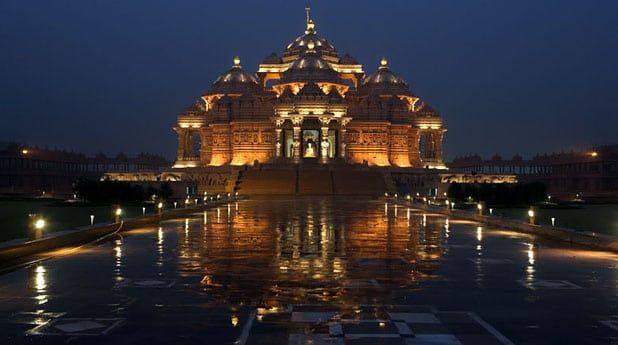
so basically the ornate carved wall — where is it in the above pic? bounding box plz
[230,123,276,165]
[389,125,411,167]
[345,123,390,166]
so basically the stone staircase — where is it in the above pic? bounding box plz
[234,161,388,196]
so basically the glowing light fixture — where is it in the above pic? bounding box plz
[34,218,46,230]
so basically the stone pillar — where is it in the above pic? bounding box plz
[292,127,301,161]
[435,130,445,163]
[291,116,303,162]
[175,128,186,161]
[319,116,330,163]
[339,118,351,159]
[275,128,282,158]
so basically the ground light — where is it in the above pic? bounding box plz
[30,215,46,240]
[115,208,123,223]
[528,209,535,224]
[34,218,45,230]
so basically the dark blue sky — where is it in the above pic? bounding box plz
[1,0,617,160]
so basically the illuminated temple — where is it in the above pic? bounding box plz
[173,11,446,169]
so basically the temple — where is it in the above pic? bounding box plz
[173,10,446,169]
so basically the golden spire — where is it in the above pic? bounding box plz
[305,5,315,33]
[233,55,241,68]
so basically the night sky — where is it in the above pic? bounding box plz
[1,0,617,161]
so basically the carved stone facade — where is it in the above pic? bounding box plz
[173,11,447,169]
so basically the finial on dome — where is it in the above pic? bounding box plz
[233,55,241,68]
[380,57,389,68]
[305,6,315,33]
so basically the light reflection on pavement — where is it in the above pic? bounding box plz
[0,197,616,344]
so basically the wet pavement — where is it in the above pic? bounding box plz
[0,197,617,344]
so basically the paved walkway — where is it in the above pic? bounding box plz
[0,198,616,344]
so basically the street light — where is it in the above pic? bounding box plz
[477,203,483,215]
[157,202,164,215]
[90,214,95,225]
[551,217,556,227]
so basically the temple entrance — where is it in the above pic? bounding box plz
[279,126,338,160]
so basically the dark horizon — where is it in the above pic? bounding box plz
[1,0,617,161]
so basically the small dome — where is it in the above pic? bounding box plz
[261,52,282,64]
[359,58,411,96]
[280,51,342,84]
[211,56,261,94]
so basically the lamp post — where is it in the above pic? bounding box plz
[142,207,146,215]
[551,217,556,227]
[477,202,484,216]
[489,208,493,215]
[114,207,123,223]
[90,214,95,225]
[29,214,46,240]
[157,202,164,215]
[528,209,536,225]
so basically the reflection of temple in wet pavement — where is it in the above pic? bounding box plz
[174,198,443,308]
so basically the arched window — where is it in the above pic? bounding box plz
[190,132,201,158]
[419,133,431,160]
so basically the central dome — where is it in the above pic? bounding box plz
[282,18,338,62]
